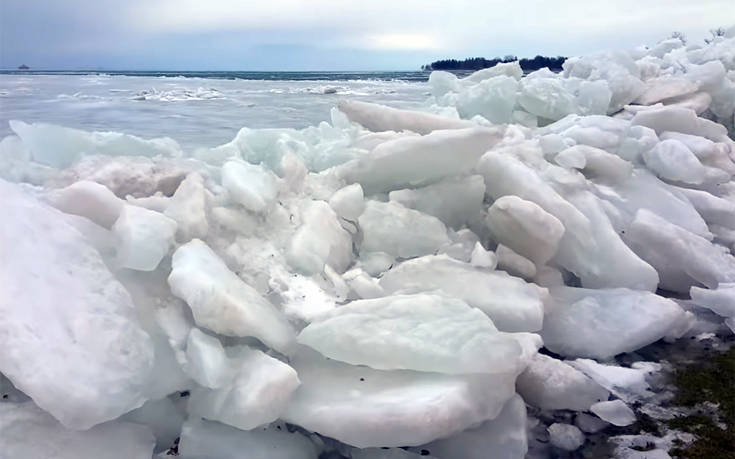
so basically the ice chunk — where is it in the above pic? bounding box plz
[575,413,609,433]
[486,195,565,265]
[164,172,209,241]
[9,120,181,168]
[626,209,735,292]
[359,251,396,276]
[221,160,279,213]
[0,402,155,459]
[590,400,636,426]
[690,284,735,318]
[676,187,735,229]
[338,126,504,194]
[547,423,585,451]
[337,100,472,134]
[635,77,699,105]
[179,418,318,459]
[478,152,658,291]
[429,70,460,97]
[519,77,578,121]
[631,106,728,140]
[419,394,528,459]
[287,200,353,274]
[495,245,537,280]
[541,286,687,359]
[359,201,449,259]
[556,145,633,183]
[389,175,485,229]
[470,241,498,268]
[188,346,300,430]
[569,359,657,402]
[343,268,385,299]
[120,397,184,453]
[516,354,609,411]
[283,348,518,447]
[185,328,230,389]
[112,204,177,271]
[298,293,539,375]
[0,180,154,429]
[462,61,524,82]
[46,180,124,228]
[455,76,519,123]
[329,183,365,221]
[379,255,546,333]
[168,239,296,354]
[642,139,707,184]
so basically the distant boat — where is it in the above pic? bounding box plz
[18,64,29,70]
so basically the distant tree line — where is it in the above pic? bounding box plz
[422,55,566,72]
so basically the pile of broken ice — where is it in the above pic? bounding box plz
[2,29,735,459]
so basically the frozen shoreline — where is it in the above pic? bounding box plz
[2,28,735,459]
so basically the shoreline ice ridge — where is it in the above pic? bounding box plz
[1,28,735,458]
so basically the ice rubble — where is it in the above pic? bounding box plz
[1,30,735,458]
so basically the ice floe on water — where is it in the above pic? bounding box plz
[1,29,735,458]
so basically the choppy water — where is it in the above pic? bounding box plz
[0,71,430,150]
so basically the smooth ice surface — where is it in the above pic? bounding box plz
[46,180,124,229]
[379,255,546,333]
[487,195,565,265]
[590,400,636,426]
[179,418,319,459]
[541,286,687,359]
[164,172,209,241]
[329,183,365,221]
[221,160,279,213]
[188,346,300,430]
[626,209,735,292]
[478,151,659,291]
[0,402,155,459]
[283,349,518,447]
[569,359,657,402]
[113,204,177,271]
[419,394,528,459]
[168,239,296,353]
[338,127,504,194]
[0,180,154,429]
[185,328,230,389]
[298,293,539,375]
[642,139,707,184]
[287,200,353,274]
[390,175,485,229]
[548,423,585,451]
[338,99,472,134]
[359,201,450,259]
[690,284,735,318]
[516,354,609,411]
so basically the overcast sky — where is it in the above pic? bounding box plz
[1,0,732,71]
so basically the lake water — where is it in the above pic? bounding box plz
[0,71,431,151]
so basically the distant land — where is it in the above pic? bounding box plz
[422,55,566,72]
